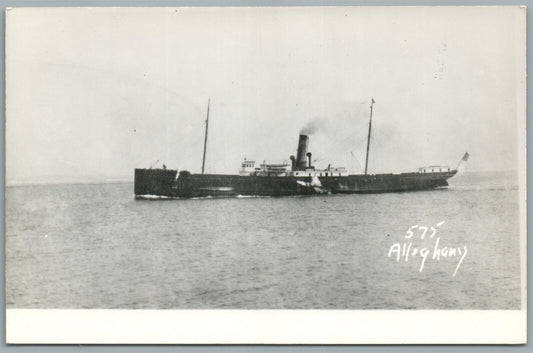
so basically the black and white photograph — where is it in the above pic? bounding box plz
[5,6,527,344]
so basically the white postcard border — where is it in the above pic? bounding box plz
[6,309,527,344]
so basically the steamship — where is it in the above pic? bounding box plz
[134,99,468,198]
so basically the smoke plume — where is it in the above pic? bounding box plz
[300,118,328,136]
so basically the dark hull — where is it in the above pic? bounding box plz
[134,168,457,198]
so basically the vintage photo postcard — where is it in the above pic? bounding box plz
[5,6,526,344]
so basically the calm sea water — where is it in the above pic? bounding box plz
[6,171,521,309]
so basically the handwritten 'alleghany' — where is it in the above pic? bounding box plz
[387,221,467,277]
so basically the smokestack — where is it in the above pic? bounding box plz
[306,152,312,168]
[290,155,296,169]
[296,134,309,170]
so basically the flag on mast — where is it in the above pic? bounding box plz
[456,152,470,171]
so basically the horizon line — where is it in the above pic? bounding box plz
[5,169,520,188]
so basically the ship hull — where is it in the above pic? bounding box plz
[134,168,457,198]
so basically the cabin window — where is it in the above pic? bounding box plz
[309,173,311,176]
[339,173,341,176]
[439,168,441,172]
[325,173,328,176]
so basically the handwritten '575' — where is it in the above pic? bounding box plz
[405,220,445,239]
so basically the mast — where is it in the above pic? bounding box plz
[201,98,210,174]
[364,98,375,175]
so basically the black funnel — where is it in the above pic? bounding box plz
[296,134,309,170]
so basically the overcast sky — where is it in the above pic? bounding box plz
[6,6,526,184]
